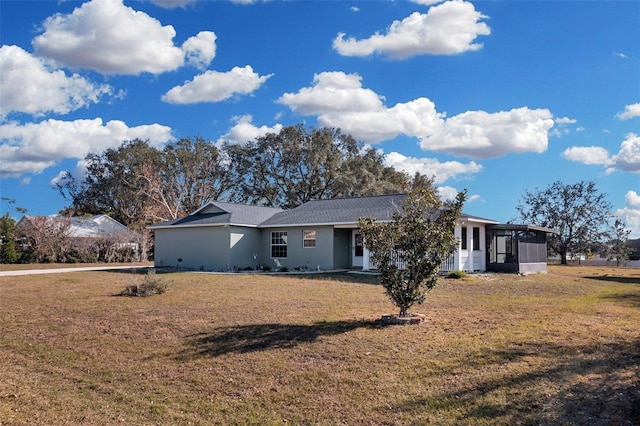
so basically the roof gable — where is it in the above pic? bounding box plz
[150,201,283,229]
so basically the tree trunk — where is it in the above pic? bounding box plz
[560,250,568,265]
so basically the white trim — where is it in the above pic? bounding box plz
[148,222,263,230]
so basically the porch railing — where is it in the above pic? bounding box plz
[367,252,456,274]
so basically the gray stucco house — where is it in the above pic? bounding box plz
[149,194,555,274]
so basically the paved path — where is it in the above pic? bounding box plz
[0,265,151,277]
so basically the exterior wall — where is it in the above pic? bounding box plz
[518,262,548,274]
[456,222,487,272]
[154,226,230,271]
[261,226,335,270]
[228,226,263,270]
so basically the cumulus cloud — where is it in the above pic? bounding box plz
[182,31,217,69]
[611,133,640,173]
[617,103,640,120]
[384,152,482,183]
[563,133,640,174]
[421,107,553,159]
[333,0,490,59]
[0,118,173,177]
[279,71,554,159]
[278,72,383,115]
[217,115,283,144]
[562,146,611,165]
[0,45,112,118]
[32,0,214,75]
[162,66,272,104]
[616,190,640,238]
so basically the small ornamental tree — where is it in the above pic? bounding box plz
[358,185,467,318]
[607,219,633,267]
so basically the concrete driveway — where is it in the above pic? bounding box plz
[0,265,151,277]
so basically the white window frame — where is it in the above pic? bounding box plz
[271,231,288,258]
[303,230,316,248]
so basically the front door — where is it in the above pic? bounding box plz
[352,231,364,268]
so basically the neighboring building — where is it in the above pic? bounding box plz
[149,194,556,274]
[16,214,138,261]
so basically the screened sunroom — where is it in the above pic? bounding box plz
[486,224,557,274]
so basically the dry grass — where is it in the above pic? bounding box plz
[0,266,638,425]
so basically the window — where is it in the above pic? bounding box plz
[303,230,316,248]
[473,227,480,251]
[461,227,468,250]
[271,231,288,258]
[354,233,363,257]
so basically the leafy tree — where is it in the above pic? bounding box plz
[57,139,158,226]
[224,124,408,208]
[606,219,633,267]
[0,214,18,264]
[516,181,612,265]
[358,183,467,318]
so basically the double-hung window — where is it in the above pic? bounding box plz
[271,231,288,258]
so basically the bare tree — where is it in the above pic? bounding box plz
[17,216,73,263]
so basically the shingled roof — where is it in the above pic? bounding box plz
[261,194,407,227]
[149,195,498,229]
[148,201,283,229]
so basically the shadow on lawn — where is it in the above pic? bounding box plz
[281,272,380,285]
[391,339,640,425]
[178,319,382,359]
[586,275,640,285]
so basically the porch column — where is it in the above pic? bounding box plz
[363,247,370,271]
[456,224,463,271]
[469,229,474,272]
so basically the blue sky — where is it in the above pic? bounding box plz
[1,0,639,236]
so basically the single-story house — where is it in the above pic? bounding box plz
[149,194,556,274]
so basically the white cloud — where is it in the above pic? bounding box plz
[32,0,200,75]
[182,31,217,70]
[279,71,554,159]
[333,0,490,59]
[437,185,480,203]
[0,118,173,177]
[563,133,640,174]
[617,103,640,120]
[422,107,553,159]
[384,151,482,183]
[616,191,640,238]
[555,117,576,125]
[610,133,640,173]
[562,146,611,165]
[162,66,272,104]
[437,186,459,201]
[278,72,383,115]
[0,45,112,118]
[218,115,283,144]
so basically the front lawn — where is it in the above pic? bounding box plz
[1,266,638,425]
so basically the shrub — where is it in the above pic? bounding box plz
[446,270,467,279]
[119,270,170,297]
